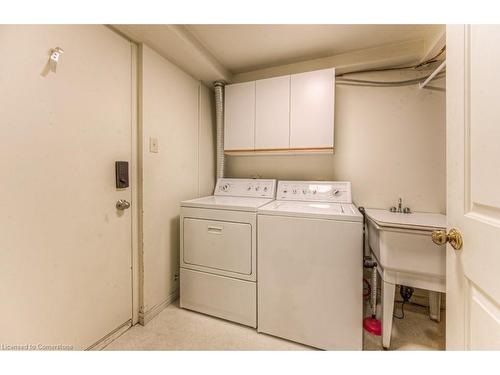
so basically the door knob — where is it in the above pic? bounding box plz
[431,228,463,250]
[116,199,131,210]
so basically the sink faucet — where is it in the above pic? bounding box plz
[390,197,411,214]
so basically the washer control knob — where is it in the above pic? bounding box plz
[247,185,252,191]
[221,184,229,192]
[255,186,260,191]
[292,189,297,194]
[312,190,317,195]
[263,186,268,192]
[302,189,307,194]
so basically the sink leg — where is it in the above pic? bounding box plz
[382,281,396,349]
[429,291,441,322]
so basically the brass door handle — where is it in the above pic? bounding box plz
[431,228,463,250]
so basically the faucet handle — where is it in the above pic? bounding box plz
[390,206,397,212]
[403,207,411,214]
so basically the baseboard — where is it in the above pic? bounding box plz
[139,290,179,326]
[87,319,132,351]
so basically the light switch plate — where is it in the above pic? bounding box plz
[149,137,159,153]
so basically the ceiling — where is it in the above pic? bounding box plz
[113,24,445,83]
[186,25,444,74]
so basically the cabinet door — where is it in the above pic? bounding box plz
[255,75,290,150]
[290,68,335,149]
[224,81,255,150]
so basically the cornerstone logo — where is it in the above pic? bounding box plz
[0,343,73,350]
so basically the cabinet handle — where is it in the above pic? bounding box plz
[207,226,223,234]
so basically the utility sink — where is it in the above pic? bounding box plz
[364,208,446,349]
[366,209,446,280]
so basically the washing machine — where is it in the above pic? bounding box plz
[257,181,363,350]
[180,178,276,327]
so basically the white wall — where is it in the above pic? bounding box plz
[227,70,446,213]
[139,45,215,321]
[198,83,216,196]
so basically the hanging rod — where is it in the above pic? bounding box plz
[419,60,446,89]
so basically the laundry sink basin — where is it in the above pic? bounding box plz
[364,208,447,349]
[365,209,446,279]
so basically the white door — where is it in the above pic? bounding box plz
[445,25,500,350]
[255,75,290,150]
[224,81,255,151]
[0,25,133,349]
[290,68,335,149]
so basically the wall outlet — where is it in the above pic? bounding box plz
[174,272,179,282]
[149,137,159,153]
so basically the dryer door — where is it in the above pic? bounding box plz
[183,218,252,275]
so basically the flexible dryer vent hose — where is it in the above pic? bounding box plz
[214,81,226,179]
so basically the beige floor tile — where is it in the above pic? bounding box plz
[106,300,311,351]
[104,325,174,350]
[364,302,445,351]
[106,299,445,351]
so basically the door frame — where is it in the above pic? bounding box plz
[107,26,141,327]
[445,23,466,350]
[130,41,141,326]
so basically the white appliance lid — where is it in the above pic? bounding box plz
[365,208,446,230]
[258,200,362,221]
[181,195,274,212]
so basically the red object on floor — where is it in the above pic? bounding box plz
[363,317,382,336]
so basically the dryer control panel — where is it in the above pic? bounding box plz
[214,178,277,198]
[276,181,352,203]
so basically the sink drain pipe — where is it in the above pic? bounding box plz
[214,81,226,179]
[363,261,381,336]
[359,206,382,336]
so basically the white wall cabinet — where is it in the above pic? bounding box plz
[255,75,290,150]
[290,68,335,149]
[224,81,255,151]
[224,68,335,153]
